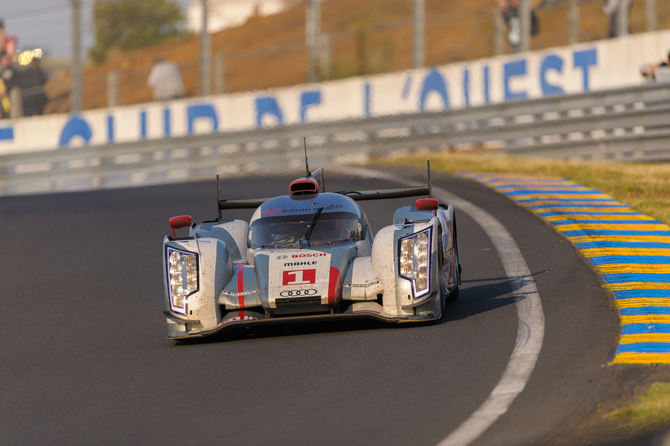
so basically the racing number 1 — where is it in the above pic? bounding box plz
[283,269,316,286]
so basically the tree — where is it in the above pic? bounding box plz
[89,0,185,63]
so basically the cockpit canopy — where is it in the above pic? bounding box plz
[248,211,362,248]
[247,192,368,249]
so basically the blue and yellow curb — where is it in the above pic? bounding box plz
[461,172,670,364]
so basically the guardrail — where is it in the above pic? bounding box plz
[2,81,670,196]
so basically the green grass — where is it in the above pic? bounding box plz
[377,151,670,225]
[605,383,670,433]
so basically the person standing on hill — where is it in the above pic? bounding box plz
[147,56,184,101]
[0,20,17,58]
[0,51,18,118]
[20,58,48,116]
[498,0,540,52]
[603,0,631,38]
[654,51,670,82]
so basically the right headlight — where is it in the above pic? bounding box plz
[166,247,199,314]
[399,227,432,298]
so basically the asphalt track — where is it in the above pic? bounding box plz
[0,168,620,446]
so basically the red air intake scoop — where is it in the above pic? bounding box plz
[290,179,318,195]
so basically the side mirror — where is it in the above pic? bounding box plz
[416,198,438,212]
[169,215,193,238]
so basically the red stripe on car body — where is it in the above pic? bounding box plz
[328,267,342,305]
[237,266,246,308]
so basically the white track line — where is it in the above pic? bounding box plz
[348,168,545,446]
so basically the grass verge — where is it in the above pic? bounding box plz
[604,383,670,433]
[376,151,670,225]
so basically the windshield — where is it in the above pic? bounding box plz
[248,212,362,248]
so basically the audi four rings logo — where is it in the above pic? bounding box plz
[276,255,288,260]
[280,289,318,297]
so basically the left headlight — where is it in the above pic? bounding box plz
[399,227,432,298]
[166,247,199,314]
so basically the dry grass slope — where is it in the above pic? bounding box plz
[605,383,670,433]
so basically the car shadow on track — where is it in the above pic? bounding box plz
[173,318,410,346]
[174,321,402,345]
[175,277,521,346]
[441,278,517,323]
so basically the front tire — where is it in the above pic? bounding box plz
[436,235,446,319]
[445,216,461,303]
[446,286,459,303]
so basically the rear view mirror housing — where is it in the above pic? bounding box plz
[169,215,193,237]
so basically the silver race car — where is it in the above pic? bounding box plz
[162,164,461,339]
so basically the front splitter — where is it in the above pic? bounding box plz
[167,303,440,340]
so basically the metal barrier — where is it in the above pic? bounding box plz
[2,81,670,196]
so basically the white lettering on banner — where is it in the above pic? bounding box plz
[268,251,331,308]
[5,31,670,155]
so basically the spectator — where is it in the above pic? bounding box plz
[147,56,184,101]
[498,0,540,51]
[603,0,631,38]
[655,51,670,82]
[20,58,48,116]
[499,0,521,49]
[1,52,18,90]
[0,52,17,118]
[0,19,17,58]
[0,81,8,118]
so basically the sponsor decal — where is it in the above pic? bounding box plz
[280,289,318,297]
[220,289,260,296]
[268,250,332,308]
[220,315,258,325]
[263,209,280,214]
[277,204,345,214]
[284,261,317,266]
[343,279,380,288]
[283,269,316,285]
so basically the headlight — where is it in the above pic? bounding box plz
[399,228,432,298]
[166,247,199,314]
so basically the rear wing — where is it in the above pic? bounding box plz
[216,161,433,215]
[216,185,430,212]
[336,185,429,201]
[218,197,272,210]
